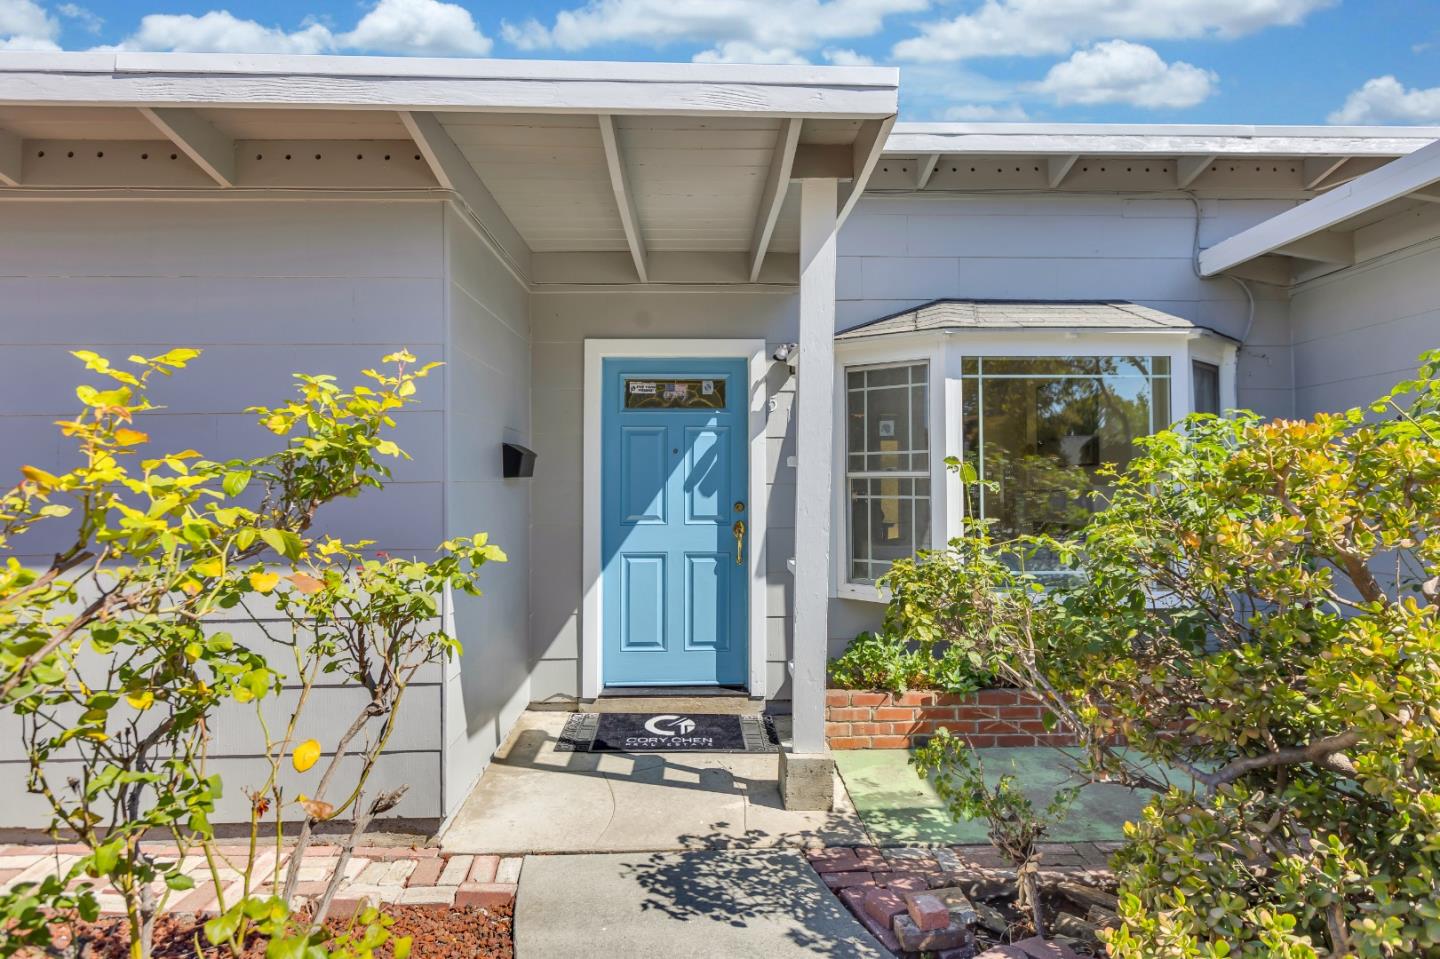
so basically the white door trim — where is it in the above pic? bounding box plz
[582,337,770,700]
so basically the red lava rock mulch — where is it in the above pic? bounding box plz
[29,902,514,959]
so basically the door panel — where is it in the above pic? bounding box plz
[602,358,748,687]
[620,426,667,524]
[684,425,728,523]
[684,553,727,652]
[620,554,667,652]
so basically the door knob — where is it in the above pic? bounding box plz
[733,519,746,565]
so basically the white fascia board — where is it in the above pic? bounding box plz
[885,122,1440,158]
[0,52,899,119]
[1200,137,1440,276]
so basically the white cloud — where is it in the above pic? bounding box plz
[942,102,1029,121]
[693,41,809,64]
[105,0,491,58]
[112,10,335,54]
[823,48,875,66]
[56,2,101,34]
[0,0,60,48]
[502,0,927,64]
[1030,40,1216,109]
[1328,76,1440,124]
[894,0,1334,62]
[340,0,492,56]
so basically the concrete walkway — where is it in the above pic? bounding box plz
[514,849,888,959]
[441,711,870,854]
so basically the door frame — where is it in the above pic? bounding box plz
[583,338,769,700]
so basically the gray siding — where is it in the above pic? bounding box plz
[839,194,1297,419]
[0,200,450,826]
[1289,238,1440,417]
[439,205,534,820]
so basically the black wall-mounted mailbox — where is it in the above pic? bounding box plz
[502,442,537,479]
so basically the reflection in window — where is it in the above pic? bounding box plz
[846,363,931,584]
[961,356,1171,569]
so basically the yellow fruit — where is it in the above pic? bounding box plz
[292,739,321,773]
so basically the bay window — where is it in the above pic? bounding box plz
[833,302,1238,599]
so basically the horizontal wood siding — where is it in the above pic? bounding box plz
[440,204,534,821]
[0,199,449,827]
[1289,237,1440,417]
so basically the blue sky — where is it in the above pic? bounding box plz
[3,0,1439,123]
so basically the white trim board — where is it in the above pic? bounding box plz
[581,338,770,700]
[0,53,899,118]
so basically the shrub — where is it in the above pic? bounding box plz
[906,350,1440,958]
[829,548,996,694]
[0,349,503,959]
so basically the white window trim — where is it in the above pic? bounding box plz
[831,328,1237,604]
[832,334,947,603]
[582,338,770,700]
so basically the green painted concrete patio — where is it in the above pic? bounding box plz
[835,747,1169,846]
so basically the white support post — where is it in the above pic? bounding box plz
[790,177,838,763]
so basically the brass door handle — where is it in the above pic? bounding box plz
[733,519,746,566]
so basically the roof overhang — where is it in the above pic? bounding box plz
[835,298,1238,343]
[0,52,900,288]
[1199,135,1440,285]
[873,122,1440,194]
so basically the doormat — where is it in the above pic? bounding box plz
[555,712,779,753]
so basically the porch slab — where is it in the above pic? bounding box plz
[836,747,1168,847]
[441,711,869,855]
[514,849,889,959]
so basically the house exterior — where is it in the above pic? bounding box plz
[2,52,1438,827]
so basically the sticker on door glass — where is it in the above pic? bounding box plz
[624,378,726,410]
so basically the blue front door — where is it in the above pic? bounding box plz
[602,357,749,687]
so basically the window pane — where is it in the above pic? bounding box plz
[624,378,726,409]
[848,476,930,584]
[964,357,1161,569]
[1192,360,1220,415]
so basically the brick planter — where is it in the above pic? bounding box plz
[825,688,1081,750]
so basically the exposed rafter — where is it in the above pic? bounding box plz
[400,110,532,278]
[1276,231,1354,266]
[749,117,801,283]
[0,127,20,186]
[837,115,896,226]
[915,153,939,190]
[1303,156,1351,190]
[138,107,234,187]
[1046,155,1079,189]
[597,114,647,284]
[1176,155,1214,189]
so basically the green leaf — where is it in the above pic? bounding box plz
[166,872,196,891]
[204,908,242,945]
[222,470,252,497]
[259,528,302,561]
